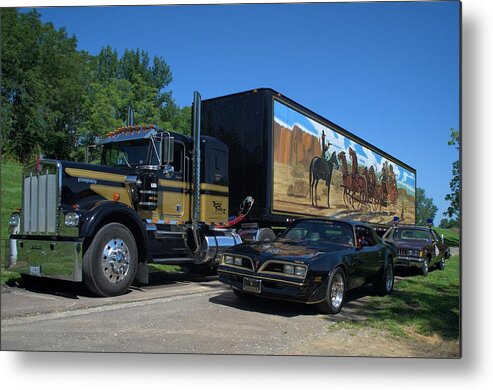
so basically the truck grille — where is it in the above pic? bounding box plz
[22,160,60,234]
[398,248,407,256]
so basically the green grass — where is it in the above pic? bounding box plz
[434,227,460,247]
[1,160,24,268]
[339,255,460,340]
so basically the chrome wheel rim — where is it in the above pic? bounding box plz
[101,238,130,284]
[385,266,393,291]
[330,273,344,309]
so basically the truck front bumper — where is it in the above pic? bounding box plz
[8,237,84,282]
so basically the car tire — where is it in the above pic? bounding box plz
[421,257,429,276]
[82,223,138,297]
[374,258,394,296]
[437,257,445,271]
[316,267,346,314]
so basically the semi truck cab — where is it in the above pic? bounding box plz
[8,92,242,296]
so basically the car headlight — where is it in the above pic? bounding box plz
[64,212,80,227]
[294,266,306,276]
[223,255,234,265]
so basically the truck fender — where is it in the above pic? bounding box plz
[79,201,151,284]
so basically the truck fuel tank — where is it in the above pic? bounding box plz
[195,228,242,265]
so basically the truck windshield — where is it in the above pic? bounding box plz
[101,140,157,167]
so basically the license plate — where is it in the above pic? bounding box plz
[29,265,42,277]
[243,277,261,293]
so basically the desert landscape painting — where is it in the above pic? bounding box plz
[272,99,416,224]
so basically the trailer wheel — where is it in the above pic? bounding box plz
[256,228,276,242]
[82,223,138,297]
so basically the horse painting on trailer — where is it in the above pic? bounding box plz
[272,99,416,225]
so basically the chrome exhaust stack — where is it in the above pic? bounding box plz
[191,91,202,253]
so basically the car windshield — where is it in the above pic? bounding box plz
[101,140,157,167]
[390,228,430,241]
[282,220,354,246]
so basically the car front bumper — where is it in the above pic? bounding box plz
[8,236,84,282]
[395,255,426,268]
[217,267,328,304]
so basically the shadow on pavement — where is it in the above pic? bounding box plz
[209,283,379,319]
[4,270,222,299]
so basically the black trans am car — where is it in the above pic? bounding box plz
[217,218,396,314]
[382,225,451,276]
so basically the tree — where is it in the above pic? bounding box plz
[415,187,438,225]
[444,128,460,221]
[1,9,89,161]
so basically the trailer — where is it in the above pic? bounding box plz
[8,89,416,296]
[201,88,416,229]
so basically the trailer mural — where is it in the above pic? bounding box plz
[272,99,416,224]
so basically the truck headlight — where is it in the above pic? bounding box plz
[9,212,20,233]
[64,212,80,227]
[233,257,243,266]
[9,213,20,228]
[283,264,294,274]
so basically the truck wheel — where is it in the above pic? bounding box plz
[316,267,346,314]
[256,228,276,242]
[373,258,394,296]
[437,257,445,271]
[83,223,138,297]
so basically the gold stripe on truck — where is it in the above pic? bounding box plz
[65,168,127,183]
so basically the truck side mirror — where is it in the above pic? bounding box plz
[163,136,175,164]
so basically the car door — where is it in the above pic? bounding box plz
[431,230,447,261]
[355,226,382,284]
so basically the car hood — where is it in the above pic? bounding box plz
[226,239,349,264]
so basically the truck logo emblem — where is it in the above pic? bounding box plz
[176,204,182,212]
[212,201,226,213]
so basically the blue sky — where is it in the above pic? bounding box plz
[32,1,460,221]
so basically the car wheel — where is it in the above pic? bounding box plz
[437,257,445,271]
[374,259,394,296]
[421,257,429,276]
[316,268,346,314]
[82,223,138,297]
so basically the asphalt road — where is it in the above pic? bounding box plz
[1,248,460,355]
[1,270,375,354]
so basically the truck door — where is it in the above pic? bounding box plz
[158,141,189,222]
